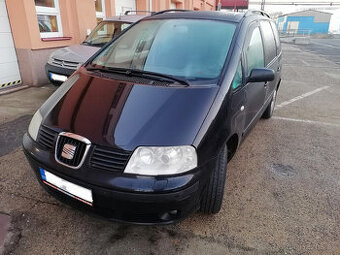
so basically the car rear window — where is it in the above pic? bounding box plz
[91,19,236,81]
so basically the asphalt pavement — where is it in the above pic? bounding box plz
[0,40,340,254]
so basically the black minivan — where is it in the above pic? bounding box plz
[23,10,282,224]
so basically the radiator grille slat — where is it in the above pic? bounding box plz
[90,146,131,172]
[37,125,59,150]
[51,58,79,69]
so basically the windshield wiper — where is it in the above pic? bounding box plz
[86,66,189,86]
[126,69,189,86]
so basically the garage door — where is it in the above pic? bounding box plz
[0,0,21,89]
[115,0,136,15]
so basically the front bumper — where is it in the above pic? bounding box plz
[45,63,76,84]
[23,133,213,224]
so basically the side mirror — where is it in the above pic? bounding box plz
[248,68,275,83]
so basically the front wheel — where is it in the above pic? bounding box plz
[262,89,277,119]
[199,145,227,214]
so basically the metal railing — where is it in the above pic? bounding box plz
[279,29,312,38]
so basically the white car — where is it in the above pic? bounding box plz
[45,14,146,85]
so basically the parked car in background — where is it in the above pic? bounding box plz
[45,14,146,85]
[24,10,282,224]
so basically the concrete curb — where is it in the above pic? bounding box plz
[0,85,29,96]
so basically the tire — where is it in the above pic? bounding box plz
[200,145,227,214]
[262,89,277,119]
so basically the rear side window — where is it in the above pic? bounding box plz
[246,27,264,76]
[270,21,282,55]
[260,21,276,65]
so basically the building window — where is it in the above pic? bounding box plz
[35,0,63,38]
[95,0,106,24]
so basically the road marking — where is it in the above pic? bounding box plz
[276,86,330,109]
[272,116,340,128]
[301,59,310,66]
[312,41,340,50]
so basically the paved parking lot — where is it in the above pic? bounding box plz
[0,40,340,254]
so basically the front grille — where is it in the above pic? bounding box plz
[51,58,79,69]
[89,146,131,172]
[56,135,88,168]
[38,125,59,150]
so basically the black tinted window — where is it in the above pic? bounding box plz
[270,21,282,55]
[260,21,276,65]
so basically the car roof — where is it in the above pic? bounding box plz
[142,10,271,24]
[104,14,147,23]
[143,11,246,23]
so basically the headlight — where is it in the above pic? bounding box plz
[28,110,43,141]
[124,146,197,176]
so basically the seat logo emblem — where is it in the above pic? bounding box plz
[61,144,76,160]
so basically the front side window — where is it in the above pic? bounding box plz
[232,60,243,89]
[91,19,236,82]
[35,0,62,38]
[95,0,106,24]
[246,27,264,76]
[83,22,131,47]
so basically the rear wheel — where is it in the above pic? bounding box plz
[262,89,277,119]
[200,145,227,214]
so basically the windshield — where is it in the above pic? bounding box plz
[90,19,236,81]
[84,21,131,46]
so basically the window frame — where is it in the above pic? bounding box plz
[35,0,63,38]
[95,0,106,21]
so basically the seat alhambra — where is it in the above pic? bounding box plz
[24,10,282,224]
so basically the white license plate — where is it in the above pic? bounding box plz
[40,168,93,206]
[50,73,68,82]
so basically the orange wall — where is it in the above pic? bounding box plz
[6,0,216,51]
[6,0,99,50]
[105,0,116,18]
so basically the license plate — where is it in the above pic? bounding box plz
[40,168,93,206]
[49,73,68,82]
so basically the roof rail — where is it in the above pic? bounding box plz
[245,10,270,18]
[151,9,191,16]
[124,10,155,15]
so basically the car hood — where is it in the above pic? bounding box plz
[50,44,100,64]
[42,69,219,151]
